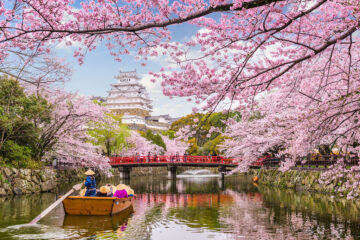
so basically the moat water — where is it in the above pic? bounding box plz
[1,174,360,239]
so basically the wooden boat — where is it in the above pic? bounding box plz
[62,196,134,216]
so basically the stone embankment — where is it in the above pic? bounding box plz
[250,169,360,199]
[0,167,87,196]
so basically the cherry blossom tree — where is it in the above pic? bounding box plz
[0,50,71,85]
[123,131,163,155]
[2,0,360,170]
[222,77,360,171]
[32,87,111,169]
[1,1,358,102]
[162,135,188,155]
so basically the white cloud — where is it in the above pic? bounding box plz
[55,36,86,50]
[140,73,162,94]
[140,72,195,117]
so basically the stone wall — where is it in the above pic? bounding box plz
[0,167,89,196]
[249,169,360,199]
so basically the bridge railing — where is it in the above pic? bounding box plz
[109,155,236,165]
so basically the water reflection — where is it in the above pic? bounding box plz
[62,207,132,239]
[1,175,360,239]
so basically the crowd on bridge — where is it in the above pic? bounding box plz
[110,152,230,165]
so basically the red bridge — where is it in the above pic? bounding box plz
[109,155,238,179]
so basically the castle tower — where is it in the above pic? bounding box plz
[105,70,172,131]
[106,70,152,130]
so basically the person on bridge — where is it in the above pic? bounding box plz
[170,153,175,162]
[135,152,140,163]
[147,152,151,163]
[154,153,158,162]
[141,152,145,162]
[184,152,188,162]
[84,169,96,197]
[176,152,180,162]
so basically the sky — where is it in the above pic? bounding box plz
[54,23,201,118]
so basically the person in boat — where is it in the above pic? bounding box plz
[127,188,135,197]
[114,189,128,198]
[84,169,96,197]
[96,186,113,197]
[106,183,114,196]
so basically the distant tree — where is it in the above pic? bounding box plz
[172,112,240,155]
[162,136,188,155]
[87,113,130,156]
[124,131,163,155]
[200,135,229,156]
[140,129,167,151]
[161,130,176,139]
[186,138,199,155]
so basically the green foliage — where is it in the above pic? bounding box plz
[170,113,203,132]
[139,129,166,151]
[187,138,198,155]
[25,160,44,169]
[199,135,229,155]
[0,75,52,167]
[0,140,32,168]
[87,113,130,156]
[171,112,241,133]
[170,111,241,155]
[161,130,176,139]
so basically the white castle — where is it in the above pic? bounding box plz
[105,70,173,131]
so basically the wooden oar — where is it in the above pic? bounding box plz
[29,182,83,224]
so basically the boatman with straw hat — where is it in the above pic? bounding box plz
[84,169,96,197]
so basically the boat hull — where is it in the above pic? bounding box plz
[62,196,134,216]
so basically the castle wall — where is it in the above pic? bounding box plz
[112,108,150,118]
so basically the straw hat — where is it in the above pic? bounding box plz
[128,188,134,195]
[85,169,95,175]
[100,186,110,194]
[116,184,127,190]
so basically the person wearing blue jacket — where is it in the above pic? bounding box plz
[84,169,96,197]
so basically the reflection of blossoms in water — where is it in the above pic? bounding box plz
[220,190,352,240]
[120,193,235,240]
